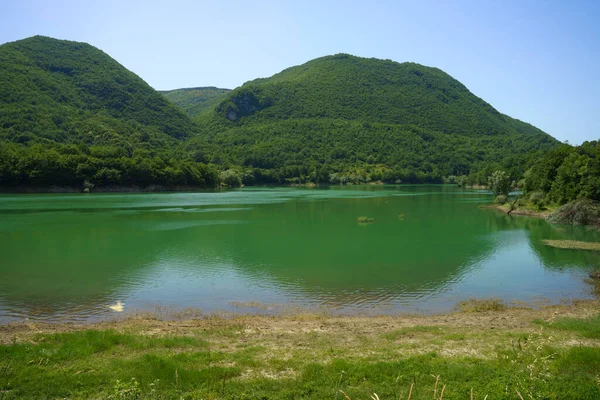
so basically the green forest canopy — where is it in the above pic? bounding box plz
[0,36,576,190]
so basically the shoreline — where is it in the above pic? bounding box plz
[2,298,597,339]
[0,182,477,194]
[2,300,599,398]
[479,203,552,219]
[0,184,219,194]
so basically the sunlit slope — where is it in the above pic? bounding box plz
[193,54,558,181]
[0,35,198,146]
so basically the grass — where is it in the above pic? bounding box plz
[2,309,600,398]
[541,240,600,251]
[456,298,507,312]
[535,314,600,339]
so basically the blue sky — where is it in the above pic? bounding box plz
[1,0,598,144]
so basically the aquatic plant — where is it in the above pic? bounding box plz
[357,216,375,224]
[456,298,507,312]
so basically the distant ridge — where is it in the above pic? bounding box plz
[161,87,231,118]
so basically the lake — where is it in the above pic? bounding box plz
[0,185,599,322]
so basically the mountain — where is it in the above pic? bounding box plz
[0,36,217,189]
[0,35,197,145]
[191,54,558,184]
[0,38,561,189]
[161,87,231,118]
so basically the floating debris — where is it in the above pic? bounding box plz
[357,216,375,224]
[542,240,600,251]
[108,301,124,312]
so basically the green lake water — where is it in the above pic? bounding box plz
[1,185,599,322]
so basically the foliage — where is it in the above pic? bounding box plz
[112,378,141,400]
[0,142,219,188]
[219,169,242,187]
[528,191,545,205]
[523,141,600,204]
[494,195,508,204]
[488,170,511,196]
[546,199,600,226]
[455,175,469,187]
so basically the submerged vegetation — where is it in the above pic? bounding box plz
[541,240,600,251]
[357,216,375,224]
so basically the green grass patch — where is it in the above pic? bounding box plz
[2,326,600,398]
[535,314,600,338]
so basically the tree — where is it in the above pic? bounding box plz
[488,170,511,197]
[220,169,242,187]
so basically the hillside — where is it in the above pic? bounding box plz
[0,39,561,189]
[0,36,217,189]
[192,54,558,184]
[161,87,231,118]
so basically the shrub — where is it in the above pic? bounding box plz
[548,199,600,226]
[494,195,508,204]
[529,191,545,205]
[219,169,242,187]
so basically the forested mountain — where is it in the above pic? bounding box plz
[191,54,558,184]
[161,87,231,118]
[0,38,561,189]
[0,36,217,188]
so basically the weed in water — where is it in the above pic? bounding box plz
[456,298,507,312]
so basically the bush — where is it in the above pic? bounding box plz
[219,169,242,187]
[548,199,600,226]
[494,195,508,204]
[529,191,545,205]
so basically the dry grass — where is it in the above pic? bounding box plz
[542,240,600,251]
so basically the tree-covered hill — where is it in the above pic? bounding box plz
[0,35,198,145]
[192,54,558,184]
[161,87,231,118]
[0,36,217,189]
[0,39,563,189]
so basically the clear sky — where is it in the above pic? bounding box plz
[0,0,598,144]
